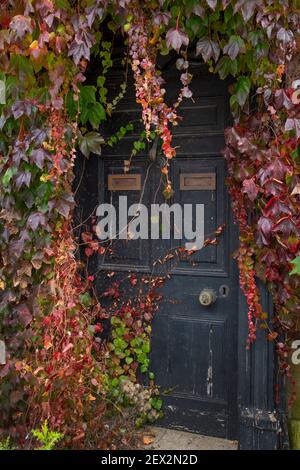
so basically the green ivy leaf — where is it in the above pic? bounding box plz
[151,397,162,411]
[65,91,78,121]
[80,101,106,129]
[142,341,150,353]
[10,55,35,86]
[290,256,300,276]
[114,338,128,350]
[235,76,251,106]
[186,16,202,35]
[54,0,71,9]
[229,94,239,115]
[248,30,263,47]
[215,56,238,79]
[79,292,92,307]
[79,132,104,158]
[88,102,106,128]
[97,76,106,88]
[291,146,300,161]
[80,86,96,103]
[2,167,17,186]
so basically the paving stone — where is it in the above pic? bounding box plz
[145,426,238,451]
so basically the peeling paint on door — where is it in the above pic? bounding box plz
[207,325,213,397]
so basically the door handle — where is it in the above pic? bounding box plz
[198,288,217,307]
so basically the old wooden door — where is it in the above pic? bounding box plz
[95,59,238,439]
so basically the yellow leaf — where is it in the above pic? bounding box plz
[40,174,51,182]
[29,40,39,50]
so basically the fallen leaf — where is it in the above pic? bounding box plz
[143,436,155,445]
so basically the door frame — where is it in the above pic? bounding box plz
[237,281,288,449]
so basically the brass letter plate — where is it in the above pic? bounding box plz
[180,173,216,190]
[108,174,141,191]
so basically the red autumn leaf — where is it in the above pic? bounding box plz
[166,27,189,52]
[89,240,99,251]
[72,432,85,442]
[27,212,47,231]
[81,232,93,243]
[12,100,32,119]
[15,304,32,327]
[274,89,293,110]
[30,148,50,169]
[291,183,300,196]
[9,15,33,39]
[223,35,245,60]
[257,157,289,186]
[263,197,291,218]
[62,343,73,354]
[94,324,103,333]
[49,192,74,218]
[0,13,11,29]
[44,336,52,350]
[206,0,217,9]
[273,216,299,237]
[55,35,66,53]
[285,118,300,138]
[153,12,171,26]
[257,216,273,245]
[15,171,31,189]
[277,27,294,44]
[129,274,138,286]
[85,247,93,257]
[291,88,300,104]
[242,177,259,201]
[196,37,220,62]
[68,27,95,65]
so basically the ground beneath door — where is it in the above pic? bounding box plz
[143,426,238,450]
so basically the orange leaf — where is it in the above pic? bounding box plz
[143,436,155,445]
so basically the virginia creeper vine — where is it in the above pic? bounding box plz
[0,0,299,449]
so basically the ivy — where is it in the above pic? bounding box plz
[79,85,106,128]
[107,123,134,147]
[290,256,300,276]
[0,0,299,450]
[79,131,105,158]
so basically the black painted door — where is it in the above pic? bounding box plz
[96,60,238,439]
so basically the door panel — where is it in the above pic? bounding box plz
[98,158,152,272]
[97,62,238,439]
[170,157,228,276]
